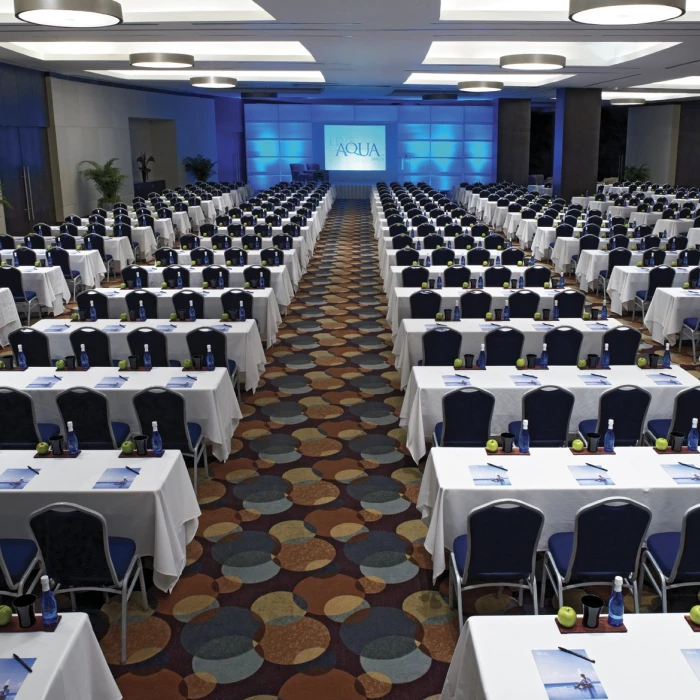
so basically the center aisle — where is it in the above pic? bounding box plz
[111,199,458,699]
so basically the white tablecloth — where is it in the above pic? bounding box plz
[9,266,69,316]
[100,287,281,348]
[77,221,160,259]
[514,219,538,248]
[0,286,21,345]
[47,230,146,268]
[401,364,699,463]
[631,211,663,226]
[0,450,200,592]
[653,218,695,238]
[420,446,700,582]
[645,287,700,345]
[394,317,621,389]
[442,614,700,700]
[607,264,693,316]
[687,228,700,249]
[0,613,121,699]
[34,317,266,391]
[213,224,313,268]
[4,367,239,463]
[503,212,521,238]
[2,250,105,289]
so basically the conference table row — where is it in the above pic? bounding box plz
[50,223,159,260]
[3,248,107,289]
[401,364,699,463]
[0,367,239,463]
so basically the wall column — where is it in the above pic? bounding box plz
[495,98,531,184]
[674,101,700,186]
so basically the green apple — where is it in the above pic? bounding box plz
[36,442,49,455]
[517,260,523,266]
[202,232,208,237]
[485,312,493,320]
[118,359,128,370]
[435,312,444,321]
[0,360,4,370]
[121,440,134,455]
[190,260,196,266]
[690,605,700,625]
[516,358,526,368]
[655,437,669,452]
[578,359,587,369]
[436,245,441,249]
[412,261,418,266]
[169,312,177,321]
[672,260,677,267]
[583,311,591,320]
[226,260,232,266]
[202,281,209,289]
[684,282,690,289]
[182,245,188,250]
[486,439,499,453]
[462,282,469,289]
[467,245,472,250]
[160,282,167,289]
[454,358,464,369]
[533,312,541,320]
[421,282,428,289]
[213,245,218,250]
[0,262,5,266]
[503,282,510,289]
[274,245,279,249]
[262,260,268,266]
[221,313,230,321]
[572,439,585,452]
[244,245,249,250]
[244,282,251,289]
[34,261,41,267]
[447,261,453,267]
[183,358,193,369]
[637,357,648,368]
[482,232,487,237]
[71,312,79,321]
[482,261,488,267]
[156,260,162,266]
[497,245,502,250]
[544,282,551,289]
[55,359,65,370]
[120,282,127,290]
[637,261,643,267]
[405,245,411,250]
[0,605,12,626]
[557,606,577,629]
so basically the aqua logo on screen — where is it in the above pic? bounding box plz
[324,125,386,171]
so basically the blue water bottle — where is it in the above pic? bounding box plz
[79,343,89,369]
[138,300,146,321]
[285,237,291,250]
[410,228,415,239]
[447,239,452,250]
[540,343,548,369]
[89,300,97,322]
[87,237,93,250]
[558,275,565,289]
[218,271,224,289]
[151,420,163,456]
[17,344,27,370]
[47,252,53,267]
[600,301,608,321]
[529,255,535,266]
[188,300,196,321]
[169,252,174,265]
[66,420,79,455]
[425,255,431,268]
[495,254,501,266]
[259,272,266,290]
[689,418,699,451]
[239,251,245,266]
[177,271,183,289]
[274,251,279,266]
[205,344,215,371]
[518,274,524,289]
[503,300,510,321]
[601,342,610,369]
[13,251,18,266]
[476,343,487,369]
[436,275,443,290]
[255,236,260,250]
[136,271,142,289]
[143,343,152,370]
[40,575,58,628]
[671,237,676,251]
[460,255,466,266]
[416,240,422,251]
[552,300,560,321]
[238,300,246,322]
[477,274,483,289]
[608,576,624,627]
[453,304,460,322]
[663,342,672,369]
[604,419,615,453]
[519,419,530,453]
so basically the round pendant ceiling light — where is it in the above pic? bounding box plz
[500,54,566,70]
[458,81,503,93]
[610,97,646,105]
[569,0,685,24]
[130,53,194,69]
[190,76,237,89]
[14,0,122,26]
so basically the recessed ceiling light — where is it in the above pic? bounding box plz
[130,53,194,68]
[14,0,122,26]
[458,80,504,92]
[610,97,646,104]
[569,0,685,25]
[500,54,566,70]
[190,76,237,88]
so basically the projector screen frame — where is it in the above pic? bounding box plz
[323,124,387,172]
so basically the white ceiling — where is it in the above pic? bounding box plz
[1,0,700,103]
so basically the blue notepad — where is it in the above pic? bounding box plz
[648,373,681,386]
[102,325,125,333]
[26,376,61,389]
[156,324,176,333]
[532,649,607,700]
[95,376,129,389]
[45,324,70,333]
[511,374,540,387]
[167,377,197,389]
[533,323,557,332]
[0,657,36,694]
[0,468,39,490]
[442,374,471,387]
[93,467,140,490]
[568,464,614,486]
[211,324,231,332]
[682,649,700,683]
[662,463,700,484]
[579,374,611,386]
[585,322,610,331]
[480,323,502,331]
[469,464,511,486]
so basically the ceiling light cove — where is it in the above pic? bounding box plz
[14,0,122,26]
[130,53,194,69]
[633,76,700,90]
[85,69,326,84]
[569,0,685,24]
[500,54,566,70]
[406,72,575,88]
[458,81,503,92]
[610,97,646,104]
[190,76,236,88]
[601,90,695,101]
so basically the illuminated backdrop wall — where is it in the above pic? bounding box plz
[244,103,496,191]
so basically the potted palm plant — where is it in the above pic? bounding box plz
[136,153,155,183]
[0,182,11,210]
[183,154,217,182]
[79,158,128,209]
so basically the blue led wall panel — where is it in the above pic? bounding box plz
[244,103,496,190]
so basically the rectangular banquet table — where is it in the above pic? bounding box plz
[213,225,313,267]
[2,249,106,289]
[78,219,162,256]
[531,226,612,262]
[401,364,699,463]
[394,317,621,389]
[44,231,136,270]
[442,614,700,700]
[0,287,21,346]
[645,287,700,346]
[1,367,239,463]
[9,266,70,316]
[381,249,501,285]
[33,317,266,391]
[98,286,281,347]
[0,450,200,592]
[0,613,121,699]
[419,446,700,581]
[653,218,695,237]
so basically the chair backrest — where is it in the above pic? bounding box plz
[120,265,147,288]
[162,265,191,288]
[260,248,283,266]
[186,326,227,368]
[0,388,41,448]
[646,264,675,298]
[8,327,51,367]
[544,326,583,365]
[508,290,540,318]
[24,233,46,249]
[578,235,600,254]
[603,326,641,365]
[440,387,495,447]
[596,385,652,445]
[606,248,632,277]
[667,386,700,437]
[133,387,193,451]
[127,327,169,367]
[668,504,700,583]
[485,327,524,365]
[409,290,441,319]
[460,290,491,318]
[69,327,112,366]
[484,266,511,288]
[430,248,455,266]
[422,327,462,366]
[125,289,158,317]
[444,265,471,288]
[202,265,229,288]
[29,503,120,587]
[76,290,108,319]
[173,289,204,317]
[483,234,505,250]
[211,234,232,250]
[462,500,544,583]
[191,248,214,266]
[564,498,651,584]
[56,387,118,449]
[221,289,254,319]
[392,235,414,250]
[523,265,551,287]
[243,265,271,288]
[15,247,36,266]
[401,266,429,288]
[522,385,575,447]
[501,248,525,265]
[554,290,585,318]
[466,248,490,266]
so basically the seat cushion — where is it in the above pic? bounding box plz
[646,532,680,578]
[106,254,113,261]
[548,532,574,575]
[453,534,468,578]
[14,291,37,301]
[571,254,579,262]
[683,317,699,329]
[636,290,647,300]
[508,421,521,443]
[71,270,80,278]
[598,269,607,278]
[38,423,60,442]
[578,419,597,438]
[107,536,136,581]
[227,359,237,376]
[0,539,37,584]
[434,422,443,445]
[647,419,671,440]
[187,422,202,447]
[111,422,130,446]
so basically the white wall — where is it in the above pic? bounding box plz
[625,104,680,184]
[46,76,217,218]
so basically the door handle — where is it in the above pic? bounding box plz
[22,166,31,218]
[26,167,35,219]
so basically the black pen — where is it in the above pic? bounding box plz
[558,647,595,664]
[186,375,197,380]
[586,462,608,472]
[125,466,140,475]
[27,466,40,475]
[591,373,607,378]
[13,654,32,673]
[659,373,676,379]
[678,462,700,470]
[487,463,508,472]
[541,322,554,327]
[53,375,62,380]
[522,373,538,379]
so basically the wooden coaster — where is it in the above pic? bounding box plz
[654,447,698,455]
[56,367,88,371]
[577,366,611,370]
[118,367,152,372]
[0,615,62,633]
[119,450,164,458]
[34,451,81,458]
[556,617,627,634]
[516,366,549,370]
[181,367,213,372]
[485,448,529,456]
[570,449,615,455]
[685,615,700,632]
[0,367,28,372]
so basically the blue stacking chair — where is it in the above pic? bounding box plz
[632,265,675,320]
[0,267,41,323]
[444,266,470,288]
[421,326,462,366]
[578,385,651,447]
[0,540,41,599]
[524,265,551,287]
[646,386,700,445]
[460,290,491,319]
[56,388,130,449]
[401,266,429,288]
[0,388,59,449]
[69,327,113,367]
[127,327,177,368]
[484,266,511,288]
[466,248,490,266]
[639,504,700,613]
[508,386,575,448]
[450,500,544,624]
[423,234,445,250]
[485,327,524,366]
[29,503,147,663]
[680,317,700,362]
[186,326,240,399]
[49,247,82,301]
[392,234,414,250]
[483,234,505,250]
[76,290,108,319]
[501,248,525,266]
[126,289,158,319]
[544,326,583,366]
[396,249,420,266]
[409,290,441,319]
[453,234,475,250]
[133,388,207,490]
[602,326,641,365]
[431,248,455,266]
[541,497,652,611]
[433,387,495,448]
[553,290,585,318]
[508,290,540,318]
[83,233,114,278]
[8,327,51,367]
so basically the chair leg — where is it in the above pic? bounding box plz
[518,582,524,607]
[138,561,148,611]
[540,560,548,608]
[448,571,454,609]
[69,590,76,611]
[661,579,667,614]
[531,576,538,615]
[121,578,128,664]
[456,581,464,627]
[632,580,639,614]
